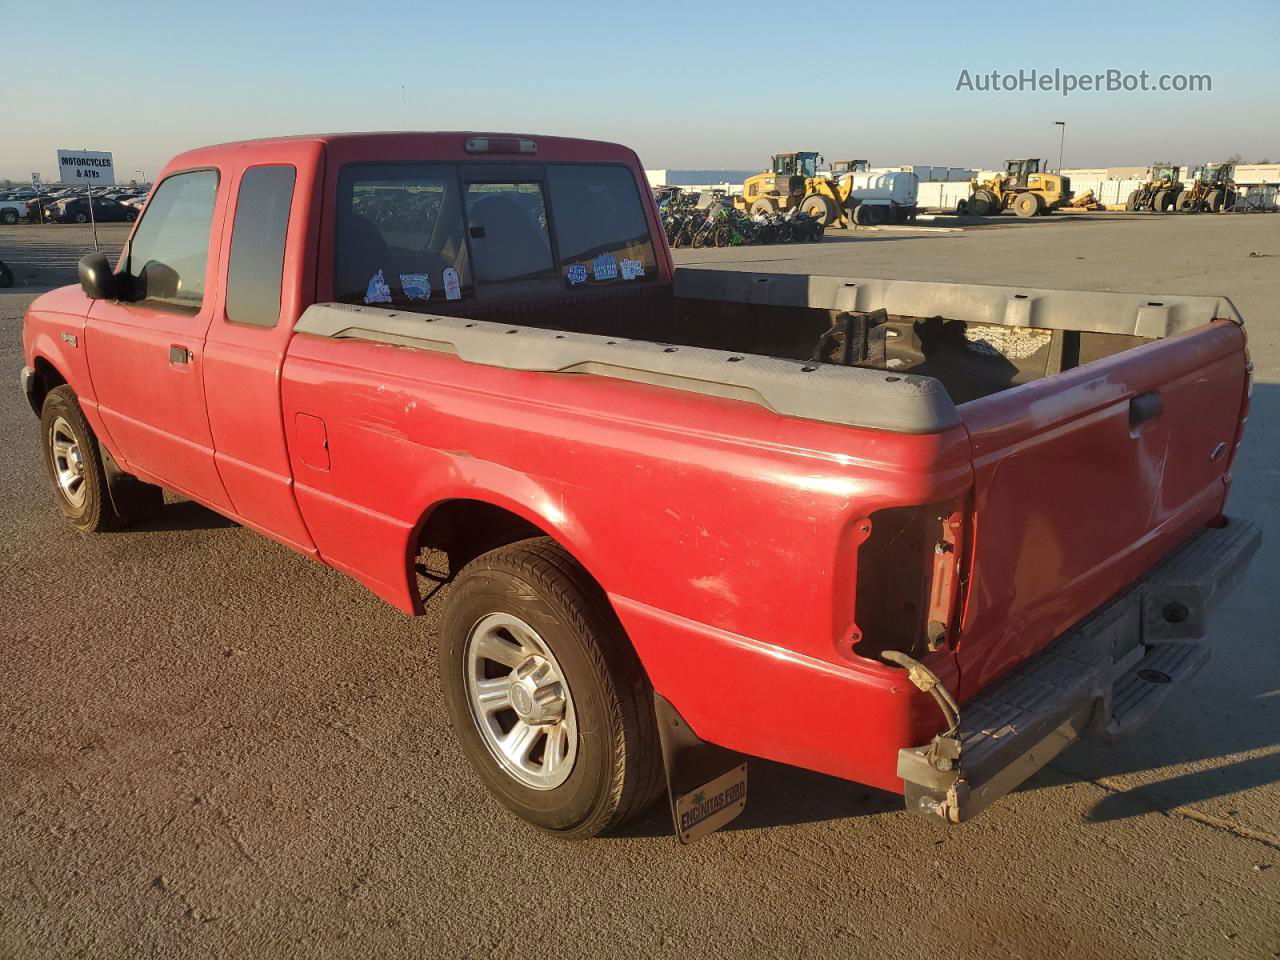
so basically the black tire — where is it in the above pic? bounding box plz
[1014,193,1041,218]
[749,198,777,216]
[439,537,664,839]
[74,212,89,224]
[1175,191,1193,212]
[125,210,137,222]
[1,209,18,225]
[1207,189,1223,212]
[863,203,888,225]
[799,193,837,227]
[968,188,998,217]
[0,260,12,288]
[1125,190,1139,212]
[40,385,121,532]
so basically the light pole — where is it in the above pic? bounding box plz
[1054,121,1066,172]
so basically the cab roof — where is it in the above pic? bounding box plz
[163,131,643,174]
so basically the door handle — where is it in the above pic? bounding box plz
[169,345,191,365]
[1129,391,1162,428]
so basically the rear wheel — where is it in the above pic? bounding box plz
[1014,193,1041,218]
[1,209,18,225]
[438,538,664,839]
[799,193,837,227]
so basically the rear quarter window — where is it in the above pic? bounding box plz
[226,165,296,327]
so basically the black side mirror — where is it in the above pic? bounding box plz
[78,252,122,301]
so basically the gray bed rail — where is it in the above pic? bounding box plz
[673,269,1243,338]
[291,269,1241,435]
[292,301,959,434]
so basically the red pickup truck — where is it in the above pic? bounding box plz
[21,132,1259,841]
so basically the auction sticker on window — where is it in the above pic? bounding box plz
[675,763,747,843]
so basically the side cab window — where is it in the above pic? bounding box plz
[125,170,218,309]
[225,165,296,327]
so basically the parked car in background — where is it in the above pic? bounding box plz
[42,196,138,224]
[1,198,26,224]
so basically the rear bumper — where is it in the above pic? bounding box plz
[898,517,1261,823]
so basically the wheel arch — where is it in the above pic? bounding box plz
[405,495,612,618]
[26,354,69,415]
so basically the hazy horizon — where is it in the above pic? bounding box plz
[3,0,1276,184]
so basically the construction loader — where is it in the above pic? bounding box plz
[1125,163,1183,212]
[736,152,916,227]
[1174,163,1236,213]
[964,158,1071,218]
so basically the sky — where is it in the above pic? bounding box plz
[2,0,1277,183]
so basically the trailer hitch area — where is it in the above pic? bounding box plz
[882,649,967,821]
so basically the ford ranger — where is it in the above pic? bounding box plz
[20,132,1260,841]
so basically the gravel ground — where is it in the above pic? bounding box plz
[1,216,1277,959]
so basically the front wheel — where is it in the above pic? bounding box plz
[438,537,664,839]
[41,386,118,532]
[74,212,89,224]
[40,385,163,532]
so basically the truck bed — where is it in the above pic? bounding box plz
[294,267,1243,431]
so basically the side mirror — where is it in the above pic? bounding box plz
[78,252,123,301]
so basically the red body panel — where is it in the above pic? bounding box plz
[954,321,1246,698]
[279,332,972,788]
[21,132,1252,795]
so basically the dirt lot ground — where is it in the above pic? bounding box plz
[2,216,1278,959]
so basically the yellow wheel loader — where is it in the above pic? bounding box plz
[1174,163,1236,213]
[964,158,1071,218]
[737,152,820,216]
[1125,163,1183,212]
[736,153,916,228]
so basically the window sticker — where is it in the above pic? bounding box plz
[566,263,588,286]
[591,253,619,281]
[620,258,644,281]
[443,267,461,300]
[364,269,391,304]
[400,273,431,301]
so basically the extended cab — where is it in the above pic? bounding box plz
[21,133,1259,840]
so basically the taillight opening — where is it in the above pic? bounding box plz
[852,500,965,660]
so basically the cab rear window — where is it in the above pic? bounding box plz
[333,163,655,307]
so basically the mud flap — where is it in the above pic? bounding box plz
[654,693,748,843]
